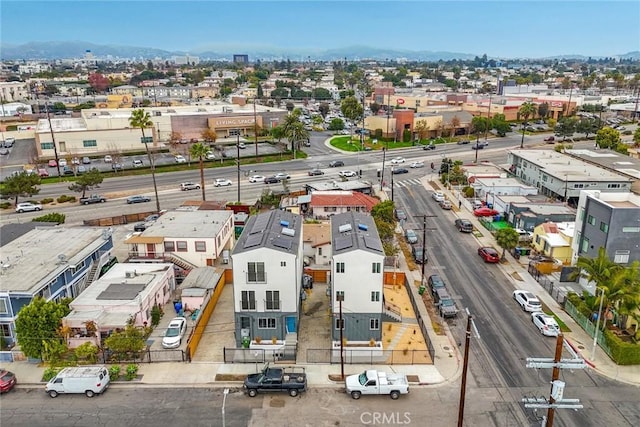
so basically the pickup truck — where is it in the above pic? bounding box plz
[80,194,106,205]
[345,370,409,400]
[243,364,307,397]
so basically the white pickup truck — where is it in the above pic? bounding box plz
[345,370,409,400]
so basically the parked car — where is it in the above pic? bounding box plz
[434,288,458,318]
[338,170,357,178]
[62,166,74,175]
[126,195,151,204]
[133,222,148,232]
[544,136,555,143]
[345,370,408,400]
[432,191,445,202]
[132,159,144,168]
[77,165,87,174]
[308,168,324,176]
[531,312,560,337]
[329,160,344,167]
[45,366,110,398]
[2,137,15,147]
[80,194,106,205]
[428,274,446,295]
[423,143,436,150]
[0,369,17,393]
[410,161,424,168]
[103,155,113,163]
[205,151,216,160]
[0,148,8,155]
[404,228,418,244]
[513,290,542,312]
[391,167,408,175]
[238,142,247,149]
[473,207,499,217]
[390,157,405,164]
[244,364,307,398]
[439,200,452,210]
[174,155,187,163]
[273,173,290,181]
[59,159,68,167]
[457,140,471,145]
[38,168,49,177]
[478,247,500,263]
[412,246,428,264]
[394,209,407,221]
[15,202,43,213]
[162,317,188,349]
[111,162,124,170]
[82,156,91,164]
[454,219,473,233]
[472,141,488,150]
[48,159,57,167]
[248,175,265,183]
[214,178,233,187]
[180,182,200,191]
[71,157,80,165]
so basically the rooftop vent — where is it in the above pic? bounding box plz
[282,228,295,237]
[339,224,352,233]
[358,223,368,231]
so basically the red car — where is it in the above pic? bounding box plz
[48,159,57,167]
[478,247,500,263]
[473,207,499,217]
[0,369,17,393]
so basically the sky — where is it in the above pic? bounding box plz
[1,0,639,58]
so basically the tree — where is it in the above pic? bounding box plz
[471,116,488,142]
[201,128,217,144]
[633,127,640,148]
[448,116,461,138]
[189,143,209,201]
[283,120,309,154]
[2,171,41,205]
[538,102,549,119]
[15,297,71,360]
[129,109,161,212]
[495,228,520,261]
[369,102,381,115]
[340,95,364,137]
[328,117,344,131]
[88,73,110,93]
[414,120,430,141]
[370,199,395,223]
[103,325,147,360]
[169,131,182,152]
[595,127,621,149]
[555,117,578,141]
[285,102,294,112]
[68,168,103,198]
[576,117,599,138]
[311,87,331,100]
[518,102,537,148]
[270,125,286,142]
[318,102,330,118]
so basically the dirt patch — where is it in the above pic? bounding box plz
[214,374,245,382]
[269,397,286,407]
[406,375,420,383]
[397,237,418,271]
[328,374,348,383]
[304,301,323,316]
[511,271,523,281]
[428,181,441,190]
[419,284,445,336]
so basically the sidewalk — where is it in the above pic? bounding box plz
[431,176,640,386]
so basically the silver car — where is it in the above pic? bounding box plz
[15,202,43,213]
[531,312,560,337]
[513,290,542,312]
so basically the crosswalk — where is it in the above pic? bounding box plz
[393,178,424,188]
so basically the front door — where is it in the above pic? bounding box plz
[286,316,296,334]
[146,243,156,257]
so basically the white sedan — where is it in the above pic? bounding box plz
[338,170,357,178]
[213,178,232,187]
[248,175,265,183]
[162,317,187,349]
[174,155,187,163]
[513,290,542,312]
[410,161,424,168]
[390,157,406,164]
[531,312,560,337]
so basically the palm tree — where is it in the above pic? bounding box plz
[129,109,160,212]
[189,143,209,201]
[518,102,537,149]
[495,228,520,261]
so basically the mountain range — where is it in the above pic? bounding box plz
[1,41,639,62]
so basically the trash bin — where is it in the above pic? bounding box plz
[418,285,426,295]
[242,336,250,349]
[377,169,381,178]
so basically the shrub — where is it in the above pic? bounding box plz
[32,212,66,223]
[74,342,99,363]
[463,186,475,198]
[402,129,411,142]
[40,198,54,204]
[56,195,77,203]
[603,329,640,365]
[0,202,10,209]
[374,128,383,138]
[109,365,121,380]
[150,304,162,327]
[42,367,60,382]
[125,364,139,381]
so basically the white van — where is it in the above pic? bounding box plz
[45,366,110,398]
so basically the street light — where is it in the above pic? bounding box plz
[591,287,606,362]
[222,388,229,427]
[235,131,241,203]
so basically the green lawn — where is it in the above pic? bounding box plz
[329,135,439,152]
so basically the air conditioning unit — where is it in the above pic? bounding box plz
[125,271,136,278]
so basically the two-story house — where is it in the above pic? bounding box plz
[231,210,303,348]
[330,212,385,344]
[0,227,113,348]
[125,209,234,269]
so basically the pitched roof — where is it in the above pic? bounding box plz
[233,210,302,255]
[331,212,383,255]
[303,223,332,247]
[310,191,378,211]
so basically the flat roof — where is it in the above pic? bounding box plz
[510,150,632,182]
[0,227,109,294]
[564,149,640,180]
[140,210,232,238]
[582,190,640,208]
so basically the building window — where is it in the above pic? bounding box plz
[0,323,10,337]
[336,262,345,273]
[336,291,345,301]
[607,184,620,189]
[140,136,153,144]
[247,262,266,282]
[372,262,381,274]
[40,142,54,150]
[82,140,97,147]
[581,237,590,253]
[335,318,345,330]
[614,250,630,264]
[587,215,596,226]
[370,319,380,330]
[574,183,584,189]
[176,241,188,252]
[579,208,585,220]
[318,247,322,256]
[535,235,541,244]
[195,241,206,252]
[164,241,175,252]
[265,291,280,311]
[258,318,276,329]
[599,222,609,233]
[371,291,380,302]
[241,291,256,310]
[280,261,286,267]
[0,298,8,314]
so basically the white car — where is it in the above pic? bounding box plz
[390,157,406,164]
[180,182,200,191]
[248,175,265,183]
[162,317,187,349]
[273,172,290,180]
[174,155,187,163]
[15,202,43,213]
[205,151,215,160]
[238,142,247,149]
[410,161,424,168]
[513,290,542,312]
[214,178,232,187]
[431,191,445,202]
[58,158,68,167]
[338,170,357,178]
[531,312,560,337]
[104,155,113,163]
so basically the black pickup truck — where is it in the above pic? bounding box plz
[243,364,307,397]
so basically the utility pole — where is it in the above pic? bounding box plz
[236,131,241,203]
[484,93,493,143]
[253,98,259,157]
[338,294,345,379]
[390,168,395,202]
[45,100,62,180]
[457,314,473,427]
[523,335,585,426]
[414,215,437,286]
[381,92,391,191]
